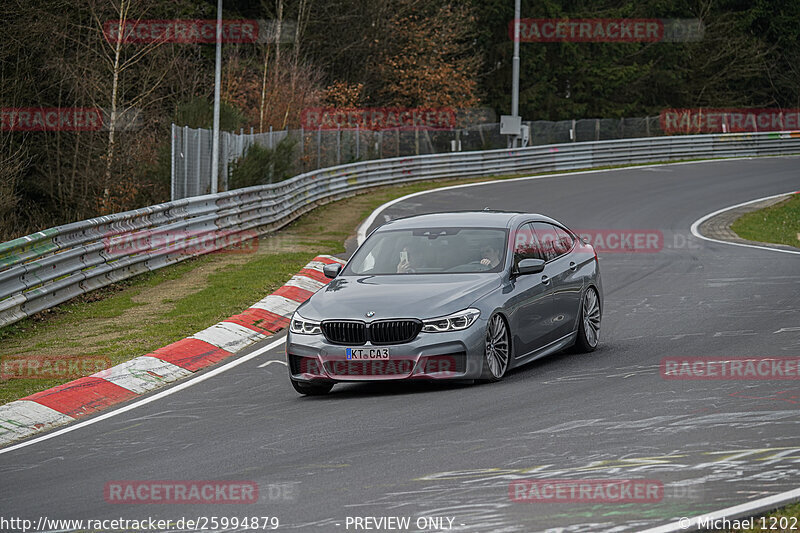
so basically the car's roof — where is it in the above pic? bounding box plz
[376,210,562,231]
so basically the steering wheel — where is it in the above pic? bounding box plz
[467,260,492,270]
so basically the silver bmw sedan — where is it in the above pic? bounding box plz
[286,211,602,395]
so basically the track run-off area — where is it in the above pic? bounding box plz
[1,156,799,532]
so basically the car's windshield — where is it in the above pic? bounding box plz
[345,227,508,275]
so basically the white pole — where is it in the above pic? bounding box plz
[511,0,521,148]
[210,0,223,194]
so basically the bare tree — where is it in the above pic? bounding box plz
[85,0,179,211]
[282,0,312,129]
[259,0,283,132]
[0,135,31,241]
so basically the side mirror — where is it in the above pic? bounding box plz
[323,263,343,279]
[516,258,545,275]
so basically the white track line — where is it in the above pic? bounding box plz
[0,336,287,456]
[690,191,800,255]
[641,487,800,532]
[258,359,288,368]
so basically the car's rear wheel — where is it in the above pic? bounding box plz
[481,314,510,382]
[574,286,600,353]
[291,380,334,396]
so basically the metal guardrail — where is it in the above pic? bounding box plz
[1,131,799,328]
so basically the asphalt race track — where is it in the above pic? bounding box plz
[1,156,799,532]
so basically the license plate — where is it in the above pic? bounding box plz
[346,347,390,360]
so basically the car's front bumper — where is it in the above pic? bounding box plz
[286,318,487,382]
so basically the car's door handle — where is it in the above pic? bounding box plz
[569,261,577,271]
[541,275,550,285]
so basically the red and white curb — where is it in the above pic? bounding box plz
[0,255,345,447]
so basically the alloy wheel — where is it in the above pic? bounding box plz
[582,288,601,348]
[485,314,510,379]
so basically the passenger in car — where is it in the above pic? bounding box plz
[397,246,416,273]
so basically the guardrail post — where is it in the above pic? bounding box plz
[336,124,341,165]
[300,126,305,170]
[183,125,189,199]
[317,126,322,169]
[170,123,176,201]
[225,131,232,191]
[196,128,202,197]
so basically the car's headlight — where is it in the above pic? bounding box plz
[290,312,322,335]
[422,308,481,333]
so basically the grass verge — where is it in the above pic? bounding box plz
[730,193,800,248]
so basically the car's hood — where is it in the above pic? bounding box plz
[298,274,501,321]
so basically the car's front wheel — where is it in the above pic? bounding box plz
[574,286,600,353]
[291,380,334,396]
[480,314,510,382]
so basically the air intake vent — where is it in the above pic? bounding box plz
[321,321,367,345]
[369,320,421,345]
[320,319,421,345]
[324,360,414,376]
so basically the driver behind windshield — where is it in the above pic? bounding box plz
[479,243,502,268]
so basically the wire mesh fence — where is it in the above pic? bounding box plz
[171,124,292,200]
[171,115,666,200]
